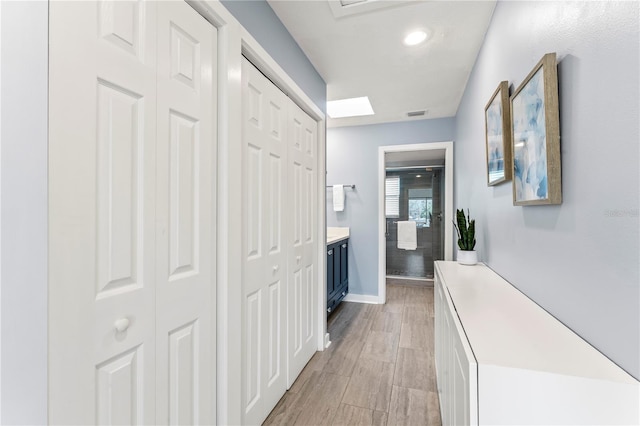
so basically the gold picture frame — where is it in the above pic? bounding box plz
[484,81,512,186]
[510,52,562,206]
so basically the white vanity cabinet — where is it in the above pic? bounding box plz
[434,261,639,426]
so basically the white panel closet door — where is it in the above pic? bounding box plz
[241,58,288,425]
[49,2,157,423]
[155,2,216,425]
[287,102,318,386]
[49,1,216,424]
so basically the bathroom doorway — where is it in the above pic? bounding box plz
[385,166,444,280]
[377,142,453,303]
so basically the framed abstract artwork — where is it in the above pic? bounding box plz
[484,81,512,186]
[510,52,562,206]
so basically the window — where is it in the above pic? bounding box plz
[408,187,433,227]
[385,176,399,217]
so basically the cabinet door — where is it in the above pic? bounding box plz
[339,241,348,290]
[333,243,341,297]
[452,327,471,426]
[435,265,478,426]
[326,247,335,305]
[434,272,449,424]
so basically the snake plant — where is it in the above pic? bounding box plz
[453,209,476,251]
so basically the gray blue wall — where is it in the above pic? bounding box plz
[454,1,639,379]
[326,118,455,296]
[221,0,326,112]
[1,1,49,423]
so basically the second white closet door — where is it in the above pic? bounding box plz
[287,101,318,387]
[241,57,319,425]
[242,58,289,425]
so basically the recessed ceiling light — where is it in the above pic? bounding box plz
[404,30,428,46]
[327,96,375,118]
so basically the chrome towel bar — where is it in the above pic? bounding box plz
[326,184,355,189]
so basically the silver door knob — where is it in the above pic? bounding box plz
[114,318,130,333]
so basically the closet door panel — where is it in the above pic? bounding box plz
[155,2,216,424]
[287,103,318,386]
[49,1,157,423]
[241,58,288,425]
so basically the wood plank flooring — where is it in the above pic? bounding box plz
[263,284,441,426]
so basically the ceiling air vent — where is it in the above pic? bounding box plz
[328,0,413,19]
[407,110,426,117]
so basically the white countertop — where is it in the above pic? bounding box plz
[327,227,349,245]
[435,261,637,384]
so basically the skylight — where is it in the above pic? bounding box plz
[327,96,375,118]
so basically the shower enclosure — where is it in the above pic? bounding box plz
[385,167,444,279]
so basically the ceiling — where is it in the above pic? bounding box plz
[267,0,496,128]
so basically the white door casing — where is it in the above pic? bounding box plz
[286,101,318,386]
[155,3,216,425]
[49,1,216,424]
[241,58,289,425]
[377,142,454,304]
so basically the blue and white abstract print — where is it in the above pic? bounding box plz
[512,68,548,202]
[486,93,505,183]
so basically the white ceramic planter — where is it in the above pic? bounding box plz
[457,250,478,265]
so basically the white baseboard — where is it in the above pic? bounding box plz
[324,333,331,349]
[343,293,383,304]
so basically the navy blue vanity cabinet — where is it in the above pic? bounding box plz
[327,239,348,314]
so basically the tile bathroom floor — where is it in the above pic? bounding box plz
[263,284,441,426]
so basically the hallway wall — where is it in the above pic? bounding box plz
[454,0,639,379]
[0,1,48,423]
[326,118,455,297]
[221,0,326,112]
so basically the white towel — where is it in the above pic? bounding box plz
[397,221,417,250]
[333,185,345,212]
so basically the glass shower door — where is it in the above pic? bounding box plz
[385,168,444,279]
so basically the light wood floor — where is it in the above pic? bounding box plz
[263,284,441,426]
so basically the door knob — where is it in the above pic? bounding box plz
[114,318,130,333]
[273,265,279,273]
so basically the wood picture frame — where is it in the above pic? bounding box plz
[510,52,562,206]
[484,81,512,186]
